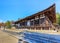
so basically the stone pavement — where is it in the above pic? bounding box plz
[0,30,18,43]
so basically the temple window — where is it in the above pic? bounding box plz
[34,19,39,25]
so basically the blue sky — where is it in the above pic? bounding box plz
[0,0,60,22]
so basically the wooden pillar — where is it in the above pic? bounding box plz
[49,27,50,30]
[35,27,36,30]
[41,27,42,30]
[39,19,40,25]
[30,28,31,30]
[35,27,37,32]
[33,20,35,26]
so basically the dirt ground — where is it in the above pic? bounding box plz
[0,30,18,43]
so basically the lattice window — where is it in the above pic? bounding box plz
[34,19,39,25]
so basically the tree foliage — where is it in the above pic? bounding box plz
[5,21,11,29]
[56,13,60,25]
[58,15,60,25]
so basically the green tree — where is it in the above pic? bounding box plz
[58,15,60,25]
[5,21,12,29]
[56,13,60,25]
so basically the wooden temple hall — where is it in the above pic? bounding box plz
[14,4,56,30]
